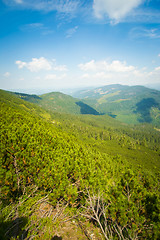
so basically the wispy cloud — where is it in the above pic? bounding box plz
[20,23,54,35]
[4,0,160,25]
[66,26,78,38]
[4,0,81,17]
[21,23,44,30]
[93,0,143,24]
[127,8,160,24]
[129,27,160,39]
[15,57,68,72]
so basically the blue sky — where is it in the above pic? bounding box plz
[0,0,160,92]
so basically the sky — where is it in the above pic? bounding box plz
[0,0,160,93]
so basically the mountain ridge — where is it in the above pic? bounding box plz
[4,83,160,126]
[71,84,160,125]
[11,91,101,116]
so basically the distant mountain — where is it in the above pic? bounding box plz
[11,84,160,126]
[12,91,100,115]
[72,84,160,126]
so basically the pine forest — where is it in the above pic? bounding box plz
[0,89,160,240]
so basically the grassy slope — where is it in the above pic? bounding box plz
[12,91,100,115]
[38,92,81,114]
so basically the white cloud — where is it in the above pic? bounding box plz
[3,72,11,77]
[158,54,160,57]
[52,59,68,71]
[16,57,52,72]
[15,57,68,72]
[77,59,154,86]
[27,57,52,72]
[93,0,143,23]
[16,60,27,69]
[78,60,135,72]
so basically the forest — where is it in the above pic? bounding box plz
[0,89,160,240]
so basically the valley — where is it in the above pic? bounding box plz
[12,84,160,126]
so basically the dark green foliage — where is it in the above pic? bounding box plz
[0,89,160,239]
[0,90,113,203]
[14,92,42,103]
[135,98,159,123]
[51,112,160,175]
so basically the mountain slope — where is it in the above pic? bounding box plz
[0,89,160,239]
[6,89,160,173]
[72,84,160,125]
[12,91,100,115]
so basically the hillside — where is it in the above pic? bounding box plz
[12,84,160,126]
[72,84,160,125]
[0,89,160,239]
[13,91,100,115]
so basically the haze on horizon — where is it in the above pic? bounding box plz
[0,0,160,93]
